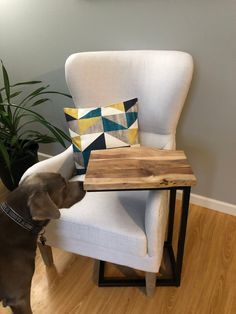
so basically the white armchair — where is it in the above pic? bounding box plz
[21,51,193,296]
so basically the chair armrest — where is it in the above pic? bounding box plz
[145,190,169,257]
[20,145,75,182]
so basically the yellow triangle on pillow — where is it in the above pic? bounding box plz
[72,136,81,150]
[109,102,125,112]
[64,108,78,119]
[78,117,101,134]
[128,128,138,145]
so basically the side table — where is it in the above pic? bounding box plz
[84,146,197,287]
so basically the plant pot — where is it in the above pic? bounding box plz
[0,142,39,191]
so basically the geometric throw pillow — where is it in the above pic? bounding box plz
[64,98,140,175]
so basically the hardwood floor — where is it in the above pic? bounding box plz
[1,181,236,314]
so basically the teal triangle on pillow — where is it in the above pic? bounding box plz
[126,112,138,128]
[102,117,126,132]
[80,108,101,119]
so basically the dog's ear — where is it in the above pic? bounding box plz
[28,190,61,221]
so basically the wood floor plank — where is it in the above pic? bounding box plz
[1,182,236,314]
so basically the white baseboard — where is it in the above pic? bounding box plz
[177,191,236,217]
[189,193,236,216]
[38,152,236,217]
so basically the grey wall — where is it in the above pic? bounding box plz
[1,0,236,204]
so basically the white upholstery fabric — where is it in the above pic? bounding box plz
[46,191,147,257]
[44,190,169,272]
[21,51,193,273]
[65,51,193,135]
[21,145,75,182]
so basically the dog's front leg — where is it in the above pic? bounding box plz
[38,242,54,267]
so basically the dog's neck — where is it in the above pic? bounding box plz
[0,202,44,234]
[6,186,33,221]
[5,186,49,232]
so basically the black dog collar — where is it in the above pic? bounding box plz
[0,202,43,235]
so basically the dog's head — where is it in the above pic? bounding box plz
[7,173,85,221]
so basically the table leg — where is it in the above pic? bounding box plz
[98,186,191,287]
[175,186,191,286]
[167,189,177,245]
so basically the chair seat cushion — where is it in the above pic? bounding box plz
[46,190,148,257]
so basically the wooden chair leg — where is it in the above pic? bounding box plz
[145,272,156,297]
[37,243,54,267]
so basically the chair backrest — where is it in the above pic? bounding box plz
[65,51,193,149]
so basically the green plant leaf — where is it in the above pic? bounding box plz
[10,135,18,146]
[20,90,72,109]
[0,138,20,185]
[0,110,13,129]
[0,101,6,112]
[0,90,3,103]
[30,98,50,107]
[19,85,50,106]
[0,140,14,185]
[9,91,22,99]
[38,91,72,98]
[0,81,42,93]
[2,91,22,102]
[33,119,66,147]
[52,125,71,142]
[12,80,42,87]
[3,103,69,147]
[1,60,11,103]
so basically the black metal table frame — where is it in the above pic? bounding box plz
[97,186,191,287]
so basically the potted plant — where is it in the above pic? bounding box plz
[0,60,72,190]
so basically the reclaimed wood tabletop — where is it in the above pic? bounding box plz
[84,146,197,191]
